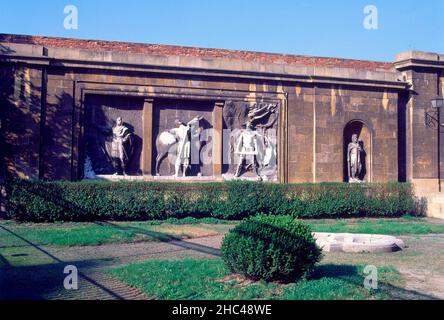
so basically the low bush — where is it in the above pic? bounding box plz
[221,215,322,282]
[5,179,416,222]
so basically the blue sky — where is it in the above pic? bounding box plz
[0,0,443,62]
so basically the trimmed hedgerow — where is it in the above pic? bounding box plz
[5,179,415,222]
[221,215,322,282]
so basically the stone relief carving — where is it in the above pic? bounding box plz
[83,155,97,179]
[347,134,365,183]
[85,126,113,176]
[111,117,135,175]
[155,116,203,177]
[223,101,278,181]
[86,117,135,177]
[83,101,278,181]
[234,121,261,178]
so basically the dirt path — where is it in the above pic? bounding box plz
[318,234,444,299]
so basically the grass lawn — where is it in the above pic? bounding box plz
[1,217,443,247]
[0,218,231,247]
[1,215,443,299]
[306,216,444,235]
[108,259,401,300]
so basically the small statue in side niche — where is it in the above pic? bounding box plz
[84,155,97,179]
[234,121,261,179]
[347,134,365,183]
[111,117,134,176]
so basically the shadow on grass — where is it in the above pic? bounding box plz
[311,264,358,279]
[0,253,10,267]
[0,225,127,300]
[0,259,122,300]
[311,264,439,300]
[0,221,221,300]
[1,222,440,300]
[95,221,181,242]
[95,221,221,257]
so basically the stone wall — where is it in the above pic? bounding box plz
[0,66,401,183]
[285,84,399,183]
[0,65,42,179]
[2,36,435,185]
[394,51,444,194]
[408,68,440,180]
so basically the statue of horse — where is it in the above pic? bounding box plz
[155,131,177,176]
[154,117,204,176]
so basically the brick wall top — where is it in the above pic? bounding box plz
[0,34,394,71]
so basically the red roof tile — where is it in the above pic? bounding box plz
[0,34,394,71]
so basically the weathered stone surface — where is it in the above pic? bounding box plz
[0,34,443,218]
[314,233,405,253]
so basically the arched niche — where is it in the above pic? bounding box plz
[343,120,372,183]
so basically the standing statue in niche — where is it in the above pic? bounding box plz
[170,116,202,178]
[111,117,134,176]
[234,121,261,179]
[347,134,364,183]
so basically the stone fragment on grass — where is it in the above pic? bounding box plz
[314,233,405,253]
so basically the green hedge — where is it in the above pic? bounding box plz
[5,179,416,222]
[221,215,322,281]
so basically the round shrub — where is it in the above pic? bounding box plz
[221,215,322,282]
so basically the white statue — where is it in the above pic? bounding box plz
[347,134,364,183]
[262,135,275,168]
[111,117,134,176]
[234,121,261,178]
[169,116,202,177]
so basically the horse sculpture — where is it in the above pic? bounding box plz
[155,117,202,176]
[155,131,177,176]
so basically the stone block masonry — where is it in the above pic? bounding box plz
[0,34,443,212]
